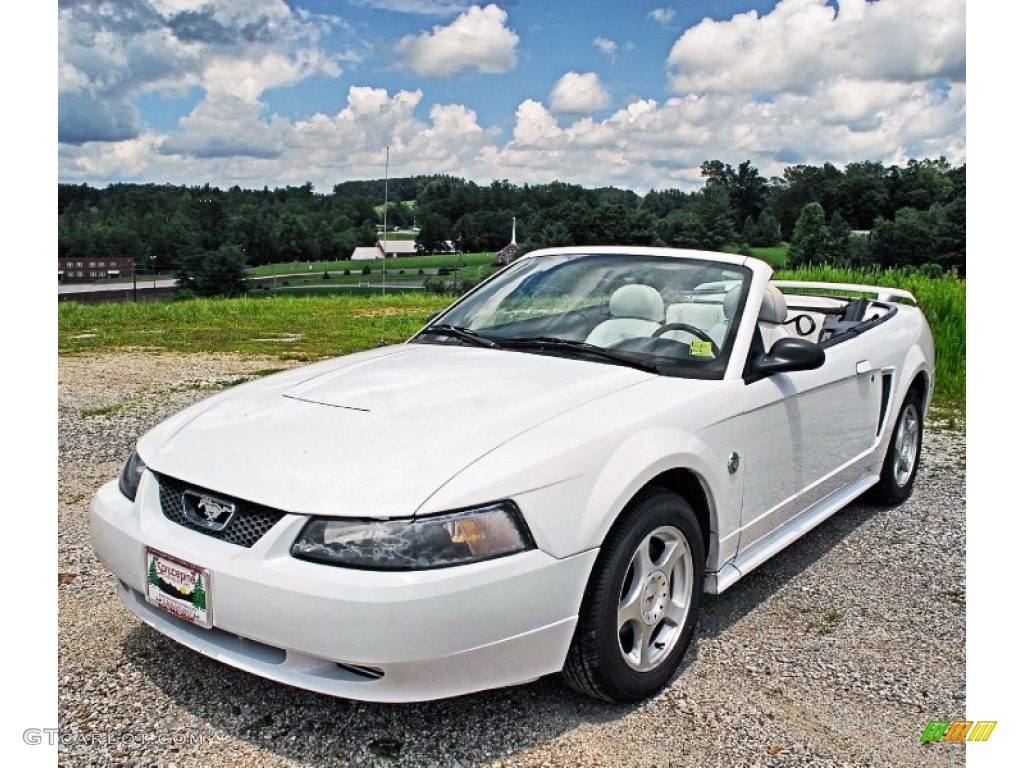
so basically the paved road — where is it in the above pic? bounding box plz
[58,275,429,295]
[58,279,178,295]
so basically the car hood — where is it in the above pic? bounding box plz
[140,344,653,519]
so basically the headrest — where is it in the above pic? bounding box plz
[609,284,664,322]
[759,285,788,324]
[722,286,742,319]
[666,301,723,328]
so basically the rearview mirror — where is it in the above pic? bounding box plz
[755,337,825,375]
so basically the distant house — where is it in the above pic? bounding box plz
[351,246,383,261]
[381,239,418,257]
[58,256,135,282]
[350,239,419,260]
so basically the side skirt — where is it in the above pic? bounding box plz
[704,474,878,594]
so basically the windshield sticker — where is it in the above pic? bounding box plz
[690,341,714,357]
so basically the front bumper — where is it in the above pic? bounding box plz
[90,475,598,702]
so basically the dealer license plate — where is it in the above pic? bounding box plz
[144,548,212,629]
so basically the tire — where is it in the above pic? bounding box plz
[869,388,924,506]
[561,488,705,702]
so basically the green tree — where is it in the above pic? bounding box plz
[230,204,276,266]
[789,202,828,266]
[454,210,511,251]
[276,214,311,262]
[529,220,573,249]
[192,575,206,610]
[626,209,659,246]
[659,210,704,250]
[642,188,689,218]
[382,201,413,228]
[416,212,453,253]
[192,189,227,251]
[838,161,887,229]
[177,244,249,297]
[887,158,954,213]
[769,163,844,238]
[869,208,937,269]
[312,219,337,260]
[929,199,966,274]
[693,186,737,250]
[825,212,852,265]
[701,159,768,228]
[742,209,782,247]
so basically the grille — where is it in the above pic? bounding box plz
[156,473,287,547]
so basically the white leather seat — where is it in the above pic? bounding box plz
[708,287,742,348]
[758,284,790,351]
[706,284,791,351]
[665,302,724,331]
[585,284,664,347]
[662,301,726,347]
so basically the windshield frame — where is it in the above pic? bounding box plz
[413,248,754,380]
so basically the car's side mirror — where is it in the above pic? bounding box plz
[755,337,825,375]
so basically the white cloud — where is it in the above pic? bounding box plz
[512,100,563,146]
[648,8,676,26]
[667,0,965,95]
[159,96,291,158]
[62,86,498,188]
[58,0,341,145]
[593,36,617,58]
[59,75,965,194]
[394,3,519,78]
[550,72,611,116]
[57,0,965,194]
[502,80,955,189]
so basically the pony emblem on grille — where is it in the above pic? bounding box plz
[182,490,236,531]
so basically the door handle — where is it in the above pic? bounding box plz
[856,360,873,374]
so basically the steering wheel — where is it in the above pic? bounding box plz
[651,322,721,357]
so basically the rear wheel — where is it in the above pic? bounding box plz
[561,488,705,702]
[870,389,923,506]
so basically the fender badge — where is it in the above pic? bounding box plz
[727,452,741,474]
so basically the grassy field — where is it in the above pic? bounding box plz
[247,252,494,277]
[775,266,966,407]
[58,294,452,360]
[750,245,789,267]
[249,265,498,293]
[59,267,965,407]
[251,284,426,298]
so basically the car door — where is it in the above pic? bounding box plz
[736,332,883,553]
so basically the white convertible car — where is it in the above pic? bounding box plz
[90,247,934,703]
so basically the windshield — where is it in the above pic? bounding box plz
[416,251,751,379]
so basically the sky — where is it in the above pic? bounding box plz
[57,0,966,193]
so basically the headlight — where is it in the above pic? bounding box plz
[117,449,147,501]
[291,501,535,570]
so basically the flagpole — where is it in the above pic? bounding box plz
[380,145,389,345]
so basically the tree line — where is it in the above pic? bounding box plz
[58,157,965,296]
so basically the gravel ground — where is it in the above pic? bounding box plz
[58,352,966,768]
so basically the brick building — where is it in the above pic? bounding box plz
[58,257,135,282]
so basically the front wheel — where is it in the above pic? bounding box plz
[869,389,924,506]
[561,488,705,702]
